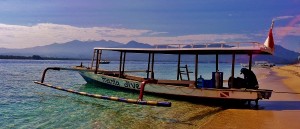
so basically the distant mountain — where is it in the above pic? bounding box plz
[0,40,299,64]
[118,40,153,48]
[0,40,123,59]
[0,48,12,54]
[253,45,300,64]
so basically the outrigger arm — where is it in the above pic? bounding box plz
[34,67,171,107]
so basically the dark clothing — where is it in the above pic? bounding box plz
[228,77,246,89]
[240,68,259,89]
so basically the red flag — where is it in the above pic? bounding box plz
[264,21,275,54]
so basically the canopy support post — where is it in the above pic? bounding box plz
[230,53,236,88]
[91,49,96,68]
[119,52,123,77]
[249,54,253,70]
[95,50,100,74]
[147,53,151,79]
[98,50,102,69]
[195,54,198,85]
[216,54,219,71]
[151,53,155,79]
[177,54,181,80]
[122,52,126,75]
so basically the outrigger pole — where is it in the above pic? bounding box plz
[35,67,171,107]
[34,81,171,107]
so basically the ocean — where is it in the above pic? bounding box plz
[0,59,244,128]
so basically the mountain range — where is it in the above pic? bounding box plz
[0,40,299,64]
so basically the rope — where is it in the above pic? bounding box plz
[272,91,300,94]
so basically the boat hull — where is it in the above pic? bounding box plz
[79,71,272,101]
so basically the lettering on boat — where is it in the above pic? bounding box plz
[124,81,140,89]
[101,77,120,86]
[100,77,140,89]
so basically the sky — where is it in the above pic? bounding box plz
[0,0,299,52]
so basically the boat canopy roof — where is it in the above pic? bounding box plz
[94,42,273,55]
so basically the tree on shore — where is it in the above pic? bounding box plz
[32,55,43,60]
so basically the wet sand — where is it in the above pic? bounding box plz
[272,64,300,94]
[201,64,300,129]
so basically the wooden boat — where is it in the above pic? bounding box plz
[254,61,275,67]
[241,61,275,68]
[240,63,250,68]
[99,60,110,64]
[35,21,275,107]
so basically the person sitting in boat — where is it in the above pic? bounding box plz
[240,68,259,89]
[228,76,245,89]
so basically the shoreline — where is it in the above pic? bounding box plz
[272,64,300,94]
[201,64,300,129]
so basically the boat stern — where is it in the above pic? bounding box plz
[258,89,273,99]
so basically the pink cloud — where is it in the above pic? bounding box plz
[275,15,300,38]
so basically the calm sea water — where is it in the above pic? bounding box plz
[0,59,244,128]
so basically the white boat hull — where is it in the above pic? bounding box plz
[79,71,272,101]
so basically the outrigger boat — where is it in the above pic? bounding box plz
[99,60,110,64]
[241,61,275,68]
[35,21,275,107]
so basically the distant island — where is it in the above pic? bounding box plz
[0,55,83,60]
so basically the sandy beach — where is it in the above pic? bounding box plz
[201,64,300,129]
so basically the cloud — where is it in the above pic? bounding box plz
[0,23,151,48]
[273,15,294,21]
[148,31,168,35]
[0,23,252,48]
[275,24,300,37]
[274,15,300,38]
